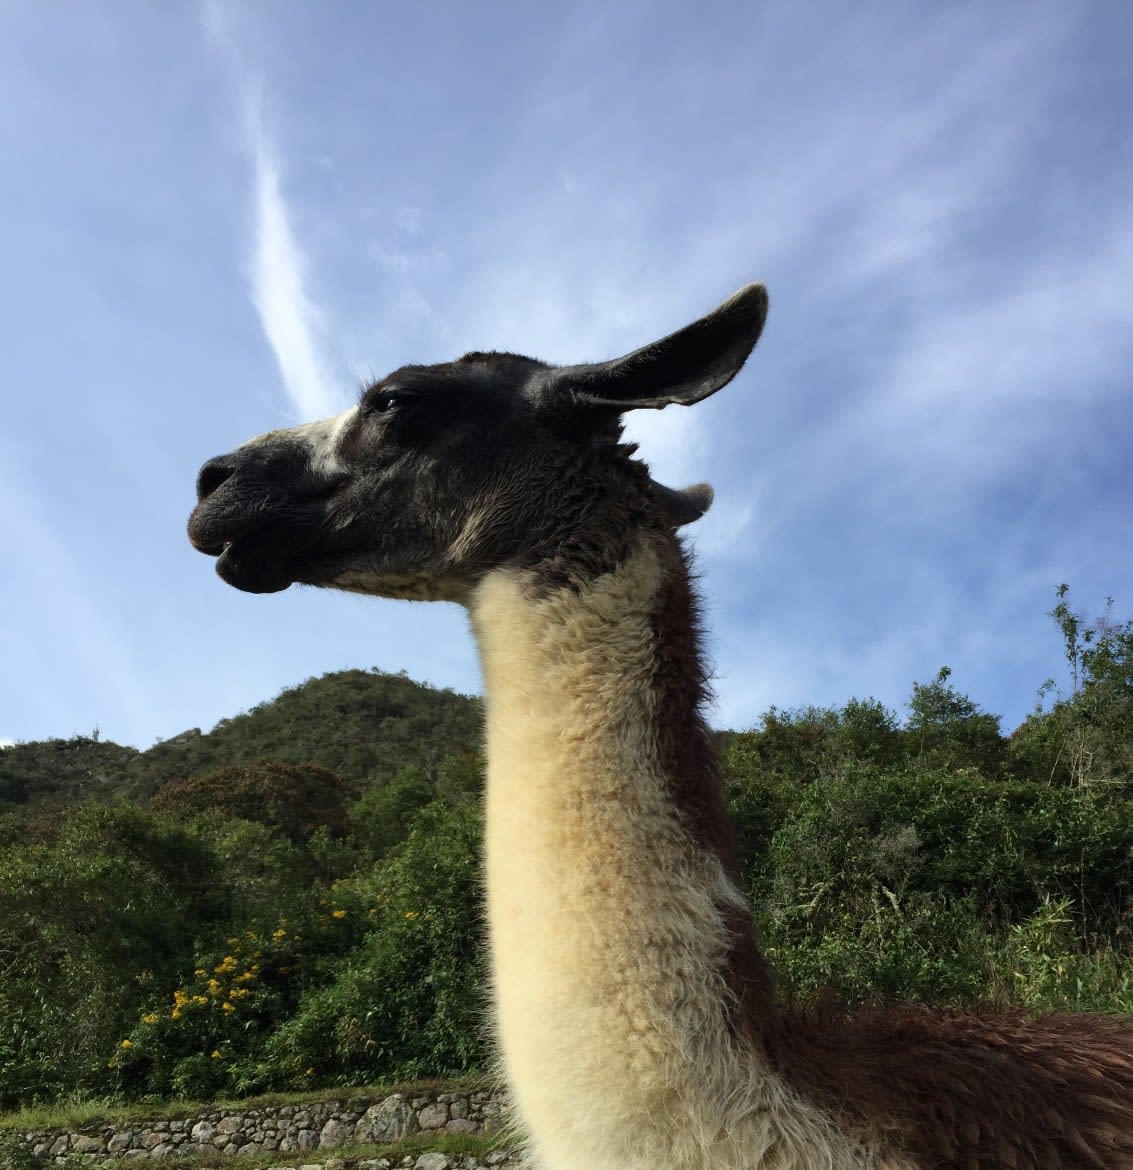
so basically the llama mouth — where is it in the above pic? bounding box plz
[214,535,296,595]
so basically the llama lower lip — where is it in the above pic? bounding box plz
[215,539,294,594]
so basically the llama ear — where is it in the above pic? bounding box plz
[540,283,767,420]
[651,481,714,527]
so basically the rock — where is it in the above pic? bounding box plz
[71,1133,105,1154]
[415,1154,452,1170]
[320,1117,354,1149]
[298,1128,320,1151]
[445,1118,478,1134]
[191,1120,217,1143]
[356,1093,419,1143]
[418,1101,449,1129]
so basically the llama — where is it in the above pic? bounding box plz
[188,284,1133,1169]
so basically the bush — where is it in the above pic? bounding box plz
[264,799,487,1086]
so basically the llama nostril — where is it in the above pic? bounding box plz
[196,456,236,502]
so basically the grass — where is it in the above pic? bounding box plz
[0,1130,515,1170]
[0,1080,517,1170]
[0,1075,492,1133]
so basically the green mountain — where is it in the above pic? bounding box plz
[0,668,483,809]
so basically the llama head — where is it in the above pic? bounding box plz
[187,283,767,602]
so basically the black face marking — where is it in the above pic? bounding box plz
[188,285,768,600]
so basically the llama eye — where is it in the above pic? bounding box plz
[362,390,404,417]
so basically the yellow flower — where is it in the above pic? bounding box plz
[210,1050,221,1060]
[332,909,347,919]
[207,979,221,995]
[194,968,206,977]
[272,928,286,940]
[120,1039,132,1049]
[193,995,208,1007]
[235,971,255,984]
[222,1001,235,1013]
[404,911,418,921]
[171,1008,182,1020]
[142,1013,159,1025]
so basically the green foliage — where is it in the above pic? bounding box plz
[0,668,482,808]
[152,759,354,843]
[0,734,140,807]
[1013,586,1133,787]
[750,759,1133,1005]
[115,920,316,1099]
[350,765,435,859]
[990,898,1133,1014]
[907,666,1006,775]
[0,1130,39,1170]
[2,591,1132,1111]
[264,798,487,1087]
[0,803,223,1106]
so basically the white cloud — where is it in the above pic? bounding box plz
[246,127,342,420]
[201,2,343,422]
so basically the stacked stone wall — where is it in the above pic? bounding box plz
[8,1087,525,1167]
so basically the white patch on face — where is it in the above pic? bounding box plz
[292,407,359,476]
[236,407,358,475]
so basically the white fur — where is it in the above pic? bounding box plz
[241,408,359,476]
[470,537,913,1170]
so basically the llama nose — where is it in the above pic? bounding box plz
[196,455,237,502]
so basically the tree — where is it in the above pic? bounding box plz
[152,760,354,843]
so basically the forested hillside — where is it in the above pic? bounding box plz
[1,591,1131,1111]
[0,669,483,807]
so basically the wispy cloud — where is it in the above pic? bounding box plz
[245,111,342,419]
[201,1,341,421]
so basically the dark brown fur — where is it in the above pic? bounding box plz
[645,522,1133,1168]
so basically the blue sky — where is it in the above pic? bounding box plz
[2,1,1131,749]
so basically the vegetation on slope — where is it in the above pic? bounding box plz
[0,590,1130,1110]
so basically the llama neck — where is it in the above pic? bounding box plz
[469,531,882,1170]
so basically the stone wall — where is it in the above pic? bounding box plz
[12,1087,522,1165]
